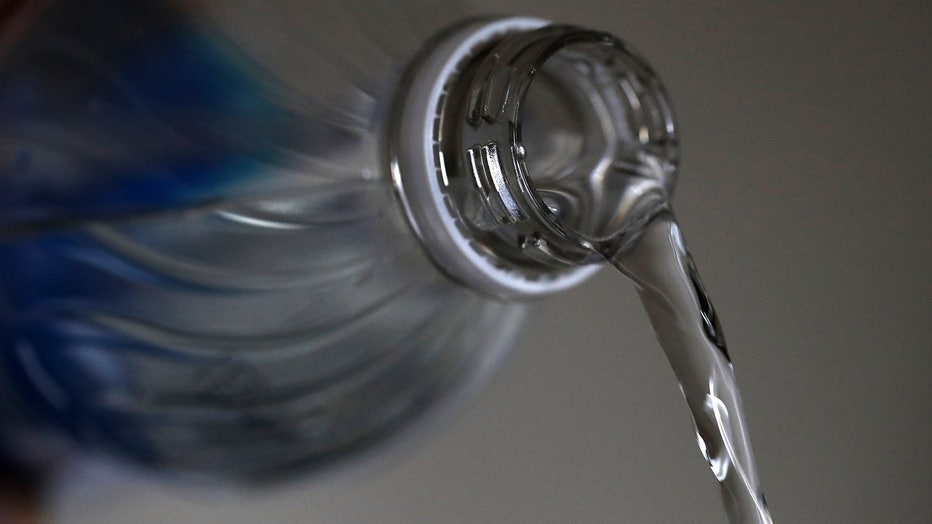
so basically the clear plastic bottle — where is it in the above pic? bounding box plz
[0,0,675,481]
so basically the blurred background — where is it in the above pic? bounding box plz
[18,0,932,522]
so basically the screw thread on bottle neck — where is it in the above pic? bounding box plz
[392,19,678,297]
[445,25,679,266]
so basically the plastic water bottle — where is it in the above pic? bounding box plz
[0,0,676,482]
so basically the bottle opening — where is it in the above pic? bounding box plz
[520,39,677,246]
[391,19,678,297]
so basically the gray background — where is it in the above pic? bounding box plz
[53,1,930,522]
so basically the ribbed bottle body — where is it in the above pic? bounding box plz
[0,0,528,479]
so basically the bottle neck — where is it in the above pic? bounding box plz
[392,19,678,297]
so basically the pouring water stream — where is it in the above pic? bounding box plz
[601,210,772,523]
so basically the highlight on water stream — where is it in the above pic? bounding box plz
[604,212,772,524]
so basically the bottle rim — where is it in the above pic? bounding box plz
[391,18,678,298]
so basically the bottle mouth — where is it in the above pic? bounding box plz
[392,18,678,298]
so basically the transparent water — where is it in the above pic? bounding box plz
[503,29,772,522]
[604,213,772,523]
